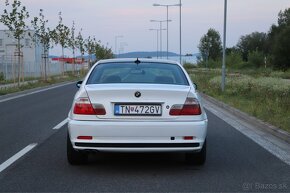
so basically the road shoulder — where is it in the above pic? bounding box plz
[201,92,290,165]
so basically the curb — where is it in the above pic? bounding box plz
[200,92,290,144]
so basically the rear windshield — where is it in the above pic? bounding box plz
[86,62,189,85]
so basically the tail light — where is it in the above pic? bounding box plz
[92,104,106,115]
[73,97,106,115]
[77,136,93,140]
[169,97,201,116]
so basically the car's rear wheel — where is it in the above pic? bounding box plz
[185,140,206,165]
[67,134,88,165]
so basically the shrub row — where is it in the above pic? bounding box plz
[209,75,290,99]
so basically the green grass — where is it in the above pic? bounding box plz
[0,71,86,96]
[188,68,290,133]
[0,76,39,84]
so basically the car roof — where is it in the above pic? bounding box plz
[96,58,181,66]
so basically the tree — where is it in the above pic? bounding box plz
[248,50,265,68]
[31,9,53,81]
[198,28,222,62]
[94,41,114,61]
[267,9,290,48]
[76,29,85,68]
[236,32,267,61]
[0,0,29,86]
[226,50,243,69]
[76,29,85,57]
[84,37,114,65]
[51,12,70,75]
[85,36,96,66]
[268,8,290,70]
[272,25,290,70]
[278,8,290,27]
[68,21,76,74]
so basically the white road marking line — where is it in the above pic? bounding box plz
[0,82,73,103]
[0,143,37,173]
[53,118,68,130]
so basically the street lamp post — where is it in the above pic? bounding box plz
[149,29,159,59]
[166,5,169,59]
[153,3,179,59]
[179,0,182,64]
[119,42,128,55]
[150,28,166,59]
[221,0,227,91]
[115,35,123,57]
[150,20,169,59]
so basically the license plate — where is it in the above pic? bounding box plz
[114,104,162,116]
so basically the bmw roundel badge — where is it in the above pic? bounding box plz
[135,91,141,98]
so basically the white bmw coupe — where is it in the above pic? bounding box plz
[67,58,208,165]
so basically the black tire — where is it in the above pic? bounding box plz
[67,134,88,165]
[185,140,206,165]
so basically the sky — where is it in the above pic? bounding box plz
[1,0,289,56]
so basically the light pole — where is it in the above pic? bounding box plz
[150,20,169,59]
[149,29,159,58]
[119,42,128,55]
[153,3,179,59]
[115,35,123,57]
[221,0,227,91]
[179,0,182,64]
[150,28,166,59]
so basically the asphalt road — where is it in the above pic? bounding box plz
[0,83,289,192]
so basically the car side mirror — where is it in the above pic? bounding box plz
[76,80,83,88]
[193,83,198,90]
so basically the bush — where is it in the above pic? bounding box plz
[183,62,197,70]
[270,71,285,78]
[269,69,290,79]
[197,58,221,69]
[226,52,243,69]
[209,75,290,99]
[282,69,290,79]
[248,51,265,68]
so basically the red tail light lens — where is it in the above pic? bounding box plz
[77,136,93,140]
[92,104,106,115]
[183,136,194,140]
[169,97,201,116]
[73,98,106,115]
[73,98,95,115]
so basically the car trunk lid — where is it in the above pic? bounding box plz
[85,84,190,120]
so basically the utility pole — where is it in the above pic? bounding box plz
[179,0,182,64]
[221,0,227,91]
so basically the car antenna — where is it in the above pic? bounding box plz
[135,58,141,65]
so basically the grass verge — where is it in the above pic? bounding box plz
[188,68,290,133]
[0,72,84,96]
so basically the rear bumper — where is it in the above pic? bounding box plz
[68,119,207,153]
